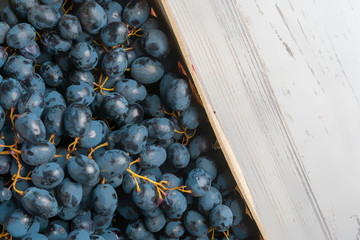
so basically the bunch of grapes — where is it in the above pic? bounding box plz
[0,0,258,239]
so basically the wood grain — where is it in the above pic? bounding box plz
[158,0,360,239]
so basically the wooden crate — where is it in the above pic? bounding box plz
[153,1,360,240]
[152,1,262,239]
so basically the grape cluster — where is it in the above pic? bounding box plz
[0,0,258,239]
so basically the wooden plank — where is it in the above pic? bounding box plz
[157,0,360,239]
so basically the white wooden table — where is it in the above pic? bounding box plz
[159,0,360,239]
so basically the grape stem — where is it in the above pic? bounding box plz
[93,75,114,96]
[88,142,109,160]
[66,137,79,160]
[49,133,56,144]
[126,159,192,203]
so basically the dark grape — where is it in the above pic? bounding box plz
[183,210,209,237]
[22,187,59,218]
[186,168,212,197]
[5,209,40,238]
[27,5,60,30]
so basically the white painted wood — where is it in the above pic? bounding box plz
[159,0,360,239]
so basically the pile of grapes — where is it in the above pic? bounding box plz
[0,0,258,239]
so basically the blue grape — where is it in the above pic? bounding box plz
[11,0,38,18]
[22,187,59,218]
[181,105,201,130]
[131,57,164,84]
[0,155,10,174]
[122,171,138,194]
[142,29,170,59]
[186,168,212,197]
[41,0,63,8]
[195,156,217,181]
[71,215,95,234]
[40,31,72,55]
[127,50,137,67]
[78,2,107,34]
[79,120,108,148]
[31,162,64,189]
[139,145,166,169]
[28,5,60,30]
[0,188,12,201]
[43,90,66,115]
[166,79,191,111]
[115,79,147,104]
[101,48,127,77]
[183,210,209,237]
[92,184,118,216]
[159,173,183,189]
[100,228,124,240]
[144,211,166,232]
[103,1,123,23]
[38,217,49,232]
[93,214,113,232]
[164,221,185,238]
[167,143,190,168]
[57,178,83,208]
[125,219,150,240]
[65,230,90,240]
[5,209,40,238]
[15,112,46,142]
[100,22,128,48]
[212,171,236,197]
[44,105,66,137]
[189,135,212,159]
[67,155,100,186]
[75,31,93,44]
[44,223,68,240]
[141,17,160,32]
[70,42,98,71]
[141,206,162,218]
[0,2,19,27]
[21,233,48,240]
[20,41,41,59]
[63,103,92,138]
[224,195,244,226]
[0,22,10,44]
[132,182,159,210]
[161,190,187,219]
[40,61,65,87]
[58,205,81,221]
[118,123,148,155]
[6,23,36,48]
[209,205,233,232]
[232,219,251,239]
[58,15,82,40]
[65,82,95,106]
[21,140,55,166]
[140,167,162,181]
[124,103,144,124]
[105,174,123,187]
[18,89,44,117]
[141,94,164,118]
[158,138,174,149]
[96,149,130,178]
[4,54,34,81]
[0,200,16,224]
[198,187,222,215]
[117,193,141,220]
[122,0,150,28]
[144,117,174,140]
[69,70,95,86]
[0,78,23,109]
[103,93,129,122]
